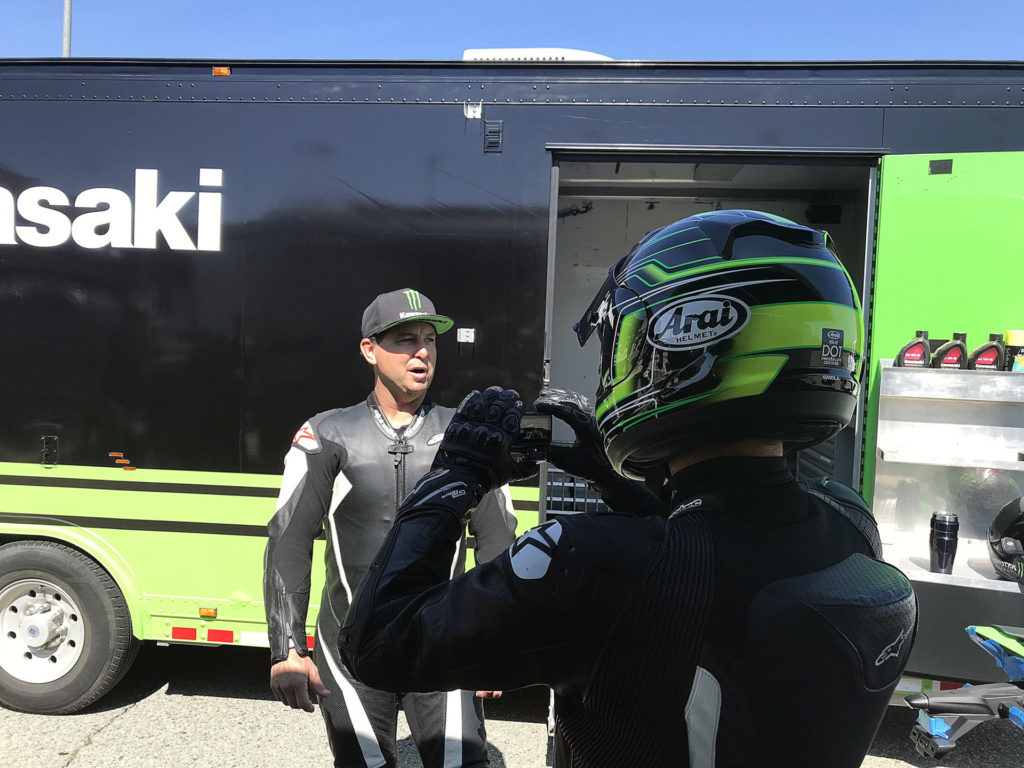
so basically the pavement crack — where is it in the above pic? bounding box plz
[59,701,142,767]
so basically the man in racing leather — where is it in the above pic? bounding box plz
[337,211,918,767]
[263,288,517,768]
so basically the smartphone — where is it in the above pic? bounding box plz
[511,412,552,461]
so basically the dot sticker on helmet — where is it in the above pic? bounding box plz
[821,328,845,367]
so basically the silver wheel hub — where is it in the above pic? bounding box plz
[0,579,85,684]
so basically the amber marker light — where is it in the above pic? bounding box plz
[212,66,231,77]
[199,608,218,618]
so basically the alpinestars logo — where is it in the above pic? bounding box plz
[875,626,912,666]
[292,422,320,452]
[0,169,223,252]
[509,520,563,580]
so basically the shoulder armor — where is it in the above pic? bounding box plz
[801,477,881,558]
[290,409,343,455]
[516,514,659,581]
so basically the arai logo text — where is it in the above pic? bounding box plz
[648,295,750,350]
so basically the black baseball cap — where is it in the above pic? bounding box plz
[361,288,454,338]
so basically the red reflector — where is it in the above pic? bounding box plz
[208,629,234,643]
[306,635,315,650]
[172,627,197,641]
[939,681,964,690]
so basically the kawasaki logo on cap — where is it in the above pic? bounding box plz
[648,295,750,350]
[403,290,422,310]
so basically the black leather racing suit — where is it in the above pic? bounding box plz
[339,456,917,768]
[263,393,517,768]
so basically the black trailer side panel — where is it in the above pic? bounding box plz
[239,104,551,473]
[7,61,1024,475]
[0,99,551,473]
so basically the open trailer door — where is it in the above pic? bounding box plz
[542,150,879,515]
[870,151,1024,682]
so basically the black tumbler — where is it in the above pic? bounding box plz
[929,511,959,574]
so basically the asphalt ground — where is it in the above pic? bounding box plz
[2,643,1020,768]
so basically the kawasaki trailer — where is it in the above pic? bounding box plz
[1,57,1022,714]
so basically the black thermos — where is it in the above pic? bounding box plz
[929,511,959,574]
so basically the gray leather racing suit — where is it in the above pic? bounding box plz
[263,393,517,768]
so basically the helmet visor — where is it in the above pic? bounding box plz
[574,253,653,401]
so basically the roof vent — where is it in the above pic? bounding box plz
[462,47,612,62]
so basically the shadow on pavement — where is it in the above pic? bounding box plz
[88,643,551,721]
[82,642,276,714]
[481,685,549,723]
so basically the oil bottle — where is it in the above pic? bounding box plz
[931,333,968,369]
[895,330,931,367]
[968,333,1004,371]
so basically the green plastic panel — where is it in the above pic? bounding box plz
[0,461,540,645]
[865,152,1024,497]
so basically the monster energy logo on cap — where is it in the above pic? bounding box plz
[404,289,423,311]
[361,288,455,338]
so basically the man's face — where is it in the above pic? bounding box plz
[362,321,438,397]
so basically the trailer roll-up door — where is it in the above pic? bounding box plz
[541,149,878,515]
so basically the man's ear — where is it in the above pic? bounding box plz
[359,337,376,365]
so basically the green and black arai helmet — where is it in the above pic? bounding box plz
[574,209,864,479]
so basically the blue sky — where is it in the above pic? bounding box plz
[2,0,1022,61]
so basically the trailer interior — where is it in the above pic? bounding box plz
[548,155,876,487]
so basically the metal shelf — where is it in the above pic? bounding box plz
[878,359,1024,404]
[881,529,1023,594]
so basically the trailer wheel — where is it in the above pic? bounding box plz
[0,541,139,714]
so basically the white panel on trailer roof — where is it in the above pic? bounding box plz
[462,48,613,62]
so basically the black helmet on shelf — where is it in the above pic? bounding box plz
[573,209,863,479]
[988,496,1024,583]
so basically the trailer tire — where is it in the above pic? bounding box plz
[0,540,139,714]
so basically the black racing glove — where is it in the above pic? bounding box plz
[399,387,538,523]
[535,387,667,517]
[534,388,612,485]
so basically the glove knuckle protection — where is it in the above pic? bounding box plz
[457,390,479,412]
[472,425,490,446]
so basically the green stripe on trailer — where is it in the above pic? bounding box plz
[0,460,280,489]
[0,462,543,642]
